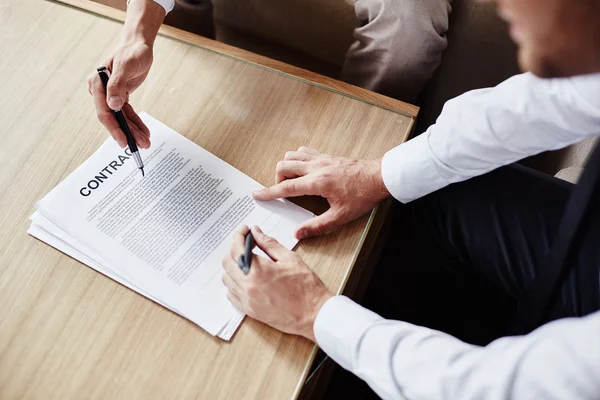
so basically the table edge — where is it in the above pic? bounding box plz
[41,2,414,397]
[49,0,420,119]
[291,200,392,400]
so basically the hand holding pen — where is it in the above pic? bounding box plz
[238,230,255,275]
[96,67,147,177]
[86,0,164,150]
[87,56,152,151]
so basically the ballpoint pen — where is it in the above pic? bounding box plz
[238,231,255,275]
[96,67,145,177]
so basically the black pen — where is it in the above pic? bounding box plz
[96,67,145,177]
[238,231,255,275]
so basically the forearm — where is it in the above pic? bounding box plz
[120,0,166,47]
[382,72,600,203]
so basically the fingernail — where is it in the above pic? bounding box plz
[252,191,261,198]
[253,226,263,234]
[296,229,307,240]
[108,96,123,110]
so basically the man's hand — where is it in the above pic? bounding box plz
[222,225,333,342]
[87,0,165,149]
[88,41,153,149]
[253,147,391,239]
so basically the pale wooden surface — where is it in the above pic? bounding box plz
[0,1,416,399]
[57,0,420,118]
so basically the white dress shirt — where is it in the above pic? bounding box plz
[137,8,600,393]
[148,0,174,13]
[315,72,600,399]
[382,72,600,202]
[315,297,600,400]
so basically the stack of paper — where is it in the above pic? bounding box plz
[28,113,313,340]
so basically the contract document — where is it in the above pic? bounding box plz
[28,113,313,340]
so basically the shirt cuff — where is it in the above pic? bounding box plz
[381,132,447,203]
[313,295,383,371]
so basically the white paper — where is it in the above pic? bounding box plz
[29,113,313,340]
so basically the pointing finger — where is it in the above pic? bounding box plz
[253,176,317,201]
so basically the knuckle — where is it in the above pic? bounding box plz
[276,160,286,171]
[228,294,239,307]
[306,180,318,192]
[246,285,259,298]
[284,151,294,160]
[245,304,256,317]
[107,80,121,90]
[251,267,263,280]
[312,174,327,188]
[312,223,327,236]
[315,157,330,168]
[228,246,236,259]
[318,170,332,181]
[264,236,277,245]
[260,187,272,197]
[97,111,112,124]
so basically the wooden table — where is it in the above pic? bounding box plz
[0,1,417,398]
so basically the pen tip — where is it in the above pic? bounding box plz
[141,167,145,177]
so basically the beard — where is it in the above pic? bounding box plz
[517,45,570,78]
[517,35,600,78]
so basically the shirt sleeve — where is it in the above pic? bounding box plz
[314,296,600,400]
[143,0,174,13]
[382,72,600,203]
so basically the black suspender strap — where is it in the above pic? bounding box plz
[513,142,600,334]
